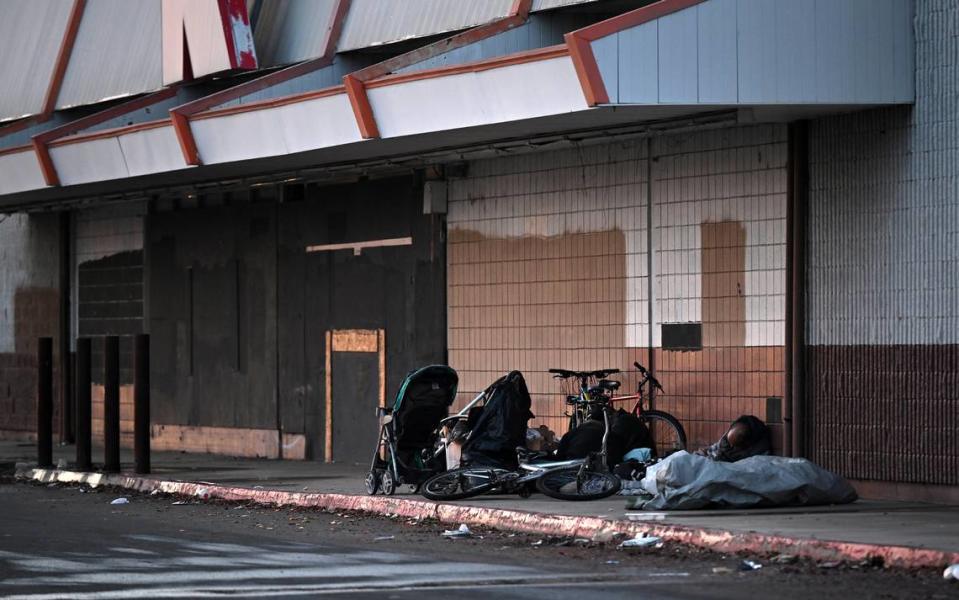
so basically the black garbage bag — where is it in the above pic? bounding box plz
[462,371,534,469]
[558,409,652,467]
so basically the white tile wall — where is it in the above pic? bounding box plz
[449,122,790,356]
[807,1,959,346]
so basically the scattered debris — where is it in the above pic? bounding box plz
[819,561,843,569]
[373,535,395,542]
[858,556,885,569]
[740,559,763,571]
[943,564,959,581]
[442,524,472,538]
[591,528,618,543]
[771,554,798,564]
[711,567,733,574]
[149,489,160,496]
[605,560,620,565]
[110,498,129,505]
[531,540,544,546]
[194,488,210,500]
[619,533,663,550]
[172,501,190,505]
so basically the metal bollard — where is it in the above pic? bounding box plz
[103,336,120,473]
[37,337,53,468]
[75,338,92,471]
[134,334,150,474]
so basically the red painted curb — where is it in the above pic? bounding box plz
[19,467,958,570]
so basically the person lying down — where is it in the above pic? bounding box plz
[695,415,772,463]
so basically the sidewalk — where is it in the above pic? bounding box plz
[5,440,958,569]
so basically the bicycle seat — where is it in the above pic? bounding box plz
[596,379,620,392]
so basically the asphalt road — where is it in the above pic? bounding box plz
[0,479,953,599]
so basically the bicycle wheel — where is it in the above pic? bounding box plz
[420,467,506,501]
[639,410,687,457]
[535,466,621,501]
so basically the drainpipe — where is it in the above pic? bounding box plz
[58,210,73,444]
[646,137,656,407]
[786,121,809,458]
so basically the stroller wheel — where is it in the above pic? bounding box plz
[365,471,380,495]
[380,470,396,496]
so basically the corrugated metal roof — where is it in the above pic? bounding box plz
[530,0,599,12]
[337,0,514,52]
[0,0,73,121]
[254,0,337,66]
[56,0,164,110]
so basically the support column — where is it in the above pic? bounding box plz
[75,338,92,470]
[103,336,120,472]
[134,334,150,474]
[37,337,53,468]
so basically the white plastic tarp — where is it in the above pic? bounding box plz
[635,451,858,510]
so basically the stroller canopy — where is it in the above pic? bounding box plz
[462,371,534,468]
[392,365,458,450]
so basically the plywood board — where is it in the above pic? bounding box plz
[331,329,379,352]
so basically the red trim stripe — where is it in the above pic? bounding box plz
[191,86,347,121]
[564,0,707,106]
[34,87,178,145]
[31,139,59,187]
[343,76,378,139]
[564,32,608,106]
[0,143,33,158]
[47,119,172,147]
[365,45,569,89]
[43,0,86,116]
[170,111,200,166]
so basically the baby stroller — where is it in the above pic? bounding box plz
[366,364,459,495]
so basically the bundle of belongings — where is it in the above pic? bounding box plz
[624,415,857,510]
[461,371,535,469]
[556,408,652,467]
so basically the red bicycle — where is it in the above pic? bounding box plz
[611,362,687,457]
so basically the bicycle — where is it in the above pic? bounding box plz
[420,394,621,502]
[547,367,621,432]
[550,362,686,458]
[610,362,687,458]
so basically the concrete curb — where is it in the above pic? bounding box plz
[17,466,959,569]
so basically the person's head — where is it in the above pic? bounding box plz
[725,422,752,449]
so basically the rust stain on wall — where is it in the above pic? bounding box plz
[1,287,60,433]
[13,287,59,355]
[701,221,746,348]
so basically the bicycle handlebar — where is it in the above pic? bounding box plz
[633,362,664,392]
[549,367,620,380]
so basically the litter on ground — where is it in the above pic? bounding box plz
[943,564,959,581]
[442,524,472,538]
[110,498,129,505]
[740,559,762,571]
[619,534,662,549]
[711,567,733,574]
